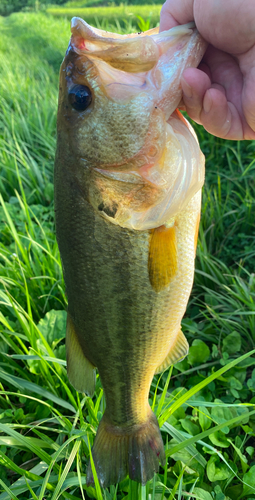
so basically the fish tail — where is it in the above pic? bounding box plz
[86,408,165,487]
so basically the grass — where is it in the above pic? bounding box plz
[47,5,161,30]
[62,0,163,6]
[0,10,255,500]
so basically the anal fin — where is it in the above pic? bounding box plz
[155,328,189,374]
[66,312,96,397]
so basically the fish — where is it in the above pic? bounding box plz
[54,17,207,487]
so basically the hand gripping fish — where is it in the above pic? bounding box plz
[54,17,207,487]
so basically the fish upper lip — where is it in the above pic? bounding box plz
[71,16,196,42]
[70,18,203,77]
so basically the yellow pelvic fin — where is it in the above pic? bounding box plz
[154,329,189,374]
[148,225,178,292]
[66,312,96,397]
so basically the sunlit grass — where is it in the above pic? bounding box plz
[47,5,160,30]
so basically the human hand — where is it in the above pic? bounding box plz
[160,0,255,140]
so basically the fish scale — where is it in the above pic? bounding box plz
[55,17,206,486]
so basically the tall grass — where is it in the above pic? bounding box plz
[63,0,163,7]
[0,11,255,500]
[47,5,160,30]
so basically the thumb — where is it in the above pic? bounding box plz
[160,0,194,32]
[239,46,255,137]
[242,65,255,134]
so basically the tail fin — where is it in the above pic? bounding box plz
[86,409,165,487]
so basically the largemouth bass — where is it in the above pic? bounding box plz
[55,17,206,487]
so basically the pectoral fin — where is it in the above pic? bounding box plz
[148,225,178,292]
[155,329,189,374]
[66,312,96,397]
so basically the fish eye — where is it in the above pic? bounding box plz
[68,84,92,111]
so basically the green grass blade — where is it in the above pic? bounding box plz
[0,368,76,413]
[76,454,86,500]
[159,349,255,426]
[0,450,46,484]
[0,422,55,468]
[166,409,255,457]
[10,354,66,365]
[156,366,173,417]
[24,478,39,500]
[0,480,19,500]
[87,433,103,500]
[51,440,81,500]
[161,422,206,467]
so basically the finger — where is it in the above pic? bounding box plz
[200,88,245,139]
[198,62,212,81]
[211,83,226,95]
[160,0,194,32]
[239,47,255,137]
[159,6,179,32]
[181,70,247,139]
[204,46,255,139]
[203,46,243,105]
[194,0,255,54]
[242,69,255,138]
[181,67,212,124]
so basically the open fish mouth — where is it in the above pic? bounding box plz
[70,17,206,120]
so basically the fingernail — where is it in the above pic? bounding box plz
[203,91,212,113]
[181,77,193,99]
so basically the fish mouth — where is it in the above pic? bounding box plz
[65,19,206,230]
[70,17,197,71]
